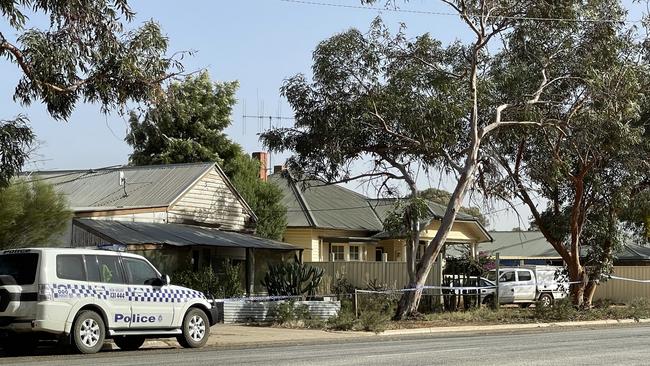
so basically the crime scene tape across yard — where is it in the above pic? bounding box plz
[208,274,650,301]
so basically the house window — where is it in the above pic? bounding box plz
[349,245,360,261]
[331,245,344,261]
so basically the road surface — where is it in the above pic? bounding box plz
[3,325,650,365]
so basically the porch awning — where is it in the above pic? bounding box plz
[74,219,299,251]
[320,236,379,244]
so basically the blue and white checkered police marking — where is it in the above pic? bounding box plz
[48,284,204,303]
[127,287,204,303]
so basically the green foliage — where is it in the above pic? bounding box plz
[172,262,244,298]
[219,261,245,298]
[1,0,182,185]
[326,299,356,330]
[270,300,321,328]
[126,72,287,240]
[382,198,429,238]
[483,0,650,301]
[0,179,72,249]
[261,261,324,296]
[418,188,488,227]
[0,117,34,188]
[444,250,494,276]
[331,276,355,297]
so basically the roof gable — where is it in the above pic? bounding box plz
[29,162,236,211]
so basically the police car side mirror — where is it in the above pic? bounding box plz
[164,274,171,286]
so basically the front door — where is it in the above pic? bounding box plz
[122,257,174,329]
[375,248,384,262]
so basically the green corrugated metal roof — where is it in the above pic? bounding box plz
[446,231,558,258]
[269,173,383,231]
[29,163,215,210]
[447,231,650,261]
[269,172,483,233]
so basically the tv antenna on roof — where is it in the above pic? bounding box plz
[242,95,294,172]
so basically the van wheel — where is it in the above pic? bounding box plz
[538,293,554,308]
[176,308,210,348]
[2,333,38,356]
[113,336,145,351]
[72,310,105,354]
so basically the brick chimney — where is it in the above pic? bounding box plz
[251,152,268,181]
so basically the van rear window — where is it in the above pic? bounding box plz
[0,253,39,285]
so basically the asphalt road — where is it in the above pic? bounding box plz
[4,325,650,366]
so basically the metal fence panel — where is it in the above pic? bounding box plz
[306,261,441,293]
[594,266,650,304]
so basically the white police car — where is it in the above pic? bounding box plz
[0,248,218,354]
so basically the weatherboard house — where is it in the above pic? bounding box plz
[268,169,492,263]
[31,162,299,293]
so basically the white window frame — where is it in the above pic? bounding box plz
[331,245,345,262]
[349,245,361,261]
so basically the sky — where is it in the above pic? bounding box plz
[0,0,646,230]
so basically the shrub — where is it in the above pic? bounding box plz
[172,262,244,298]
[358,309,391,333]
[271,300,324,328]
[332,276,355,297]
[172,267,221,297]
[327,299,356,331]
[627,298,650,321]
[534,298,577,321]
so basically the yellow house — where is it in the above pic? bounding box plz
[269,171,492,263]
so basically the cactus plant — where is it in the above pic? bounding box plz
[261,261,324,296]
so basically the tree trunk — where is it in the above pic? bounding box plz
[567,261,587,308]
[395,267,429,319]
[583,280,598,307]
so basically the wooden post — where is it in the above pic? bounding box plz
[354,288,359,319]
[246,248,255,297]
[494,253,500,310]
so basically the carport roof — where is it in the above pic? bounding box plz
[74,219,299,251]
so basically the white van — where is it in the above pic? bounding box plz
[0,248,218,354]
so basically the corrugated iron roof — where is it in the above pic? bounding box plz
[447,231,650,261]
[28,163,215,210]
[269,172,483,233]
[268,173,383,231]
[75,219,298,251]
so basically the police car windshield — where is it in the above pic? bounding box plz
[0,253,39,285]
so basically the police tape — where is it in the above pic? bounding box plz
[206,275,650,301]
[608,275,650,283]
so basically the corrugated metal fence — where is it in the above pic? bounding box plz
[306,261,441,293]
[595,266,650,303]
[306,263,650,304]
[219,300,341,324]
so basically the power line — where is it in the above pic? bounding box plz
[279,0,642,24]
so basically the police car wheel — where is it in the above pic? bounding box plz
[72,310,105,354]
[113,336,145,351]
[177,308,209,348]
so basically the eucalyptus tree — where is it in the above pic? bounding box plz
[261,0,574,318]
[0,0,183,186]
[483,1,650,306]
